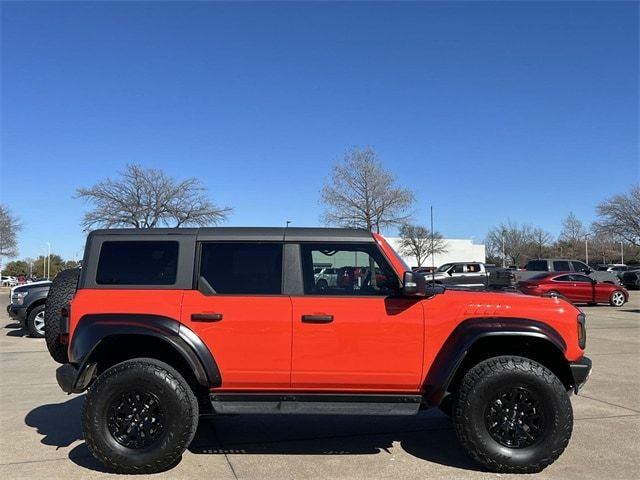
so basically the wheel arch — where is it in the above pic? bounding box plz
[70,314,221,391]
[25,297,47,317]
[423,317,572,407]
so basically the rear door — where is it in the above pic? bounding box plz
[181,242,292,389]
[290,242,424,391]
[462,263,486,287]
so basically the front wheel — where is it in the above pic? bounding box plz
[453,356,572,473]
[609,290,626,307]
[26,305,46,338]
[82,358,199,474]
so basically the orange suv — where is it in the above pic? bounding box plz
[44,227,591,474]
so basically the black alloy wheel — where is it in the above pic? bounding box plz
[484,386,545,449]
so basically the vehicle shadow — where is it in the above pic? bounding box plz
[189,411,483,472]
[6,328,29,337]
[4,320,22,329]
[25,396,482,473]
[25,395,85,448]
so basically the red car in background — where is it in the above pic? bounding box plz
[519,272,628,306]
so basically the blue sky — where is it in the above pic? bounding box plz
[1,1,638,260]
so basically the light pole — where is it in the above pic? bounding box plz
[501,230,506,268]
[44,242,51,280]
[584,234,590,265]
[620,241,624,264]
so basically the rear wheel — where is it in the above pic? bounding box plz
[26,305,46,338]
[453,356,572,473]
[82,358,199,474]
[609,290,626,307]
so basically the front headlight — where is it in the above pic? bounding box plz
[11,291,28,306]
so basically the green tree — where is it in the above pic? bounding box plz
[3,260,29,276]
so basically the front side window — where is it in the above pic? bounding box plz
[451,264,464,273]
[96,241,179,285]
[571,261,590,272]
[301,243,398,296]
[199,242,283,295]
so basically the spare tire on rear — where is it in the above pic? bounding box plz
[45,268,80,363]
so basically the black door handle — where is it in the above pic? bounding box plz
[191,313,223,322]
[301,314,334,323]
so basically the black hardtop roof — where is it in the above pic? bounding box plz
[87,227,375,243]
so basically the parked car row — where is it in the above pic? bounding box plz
[408,259,630,307]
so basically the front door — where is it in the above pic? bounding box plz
[290,243,424,392]
[181,242,292,389]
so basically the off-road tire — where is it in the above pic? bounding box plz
[44,268,80,363]
[453,356,572,473]
[26,304,46,338]
[82,358,199,474]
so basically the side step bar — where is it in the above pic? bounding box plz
[210,393,423,416]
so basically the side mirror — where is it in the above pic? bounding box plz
[582,267,591,274]
[402,271,427,296]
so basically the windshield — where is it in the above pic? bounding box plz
[436,263,453,273]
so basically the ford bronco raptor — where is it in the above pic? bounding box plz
[45,228,591,474]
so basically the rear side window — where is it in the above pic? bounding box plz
[199,243,283,295]
[553,261,571,271]
[96,241,179,285]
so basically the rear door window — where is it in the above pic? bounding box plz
[96,241,179,285]
[527,260,548,271]
[553,261,571,271]
[554,275,573,282]
[199,243,283,295]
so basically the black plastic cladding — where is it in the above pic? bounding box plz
[69,314,221,387]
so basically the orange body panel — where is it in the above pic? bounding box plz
[181,291,292,389]
[69,289,185,340]
[290,297,424,391]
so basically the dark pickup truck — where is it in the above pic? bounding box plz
[7,280,52,337]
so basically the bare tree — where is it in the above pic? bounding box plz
[558,212,586,258]
[398,223,447,267]
[485,220,537,267]
[0,204,22,260]
[530,227,554,258]
[321,147,414,233]
[76,164,232,229]
[593,184,640,246]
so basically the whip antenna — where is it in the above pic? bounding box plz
[431,206,435,285]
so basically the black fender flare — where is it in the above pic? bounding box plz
[423,317,567,406]
[69,314,221,388]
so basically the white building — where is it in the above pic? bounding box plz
[385,237,486,269]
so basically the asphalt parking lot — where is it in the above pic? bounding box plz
[0,291,638,480]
